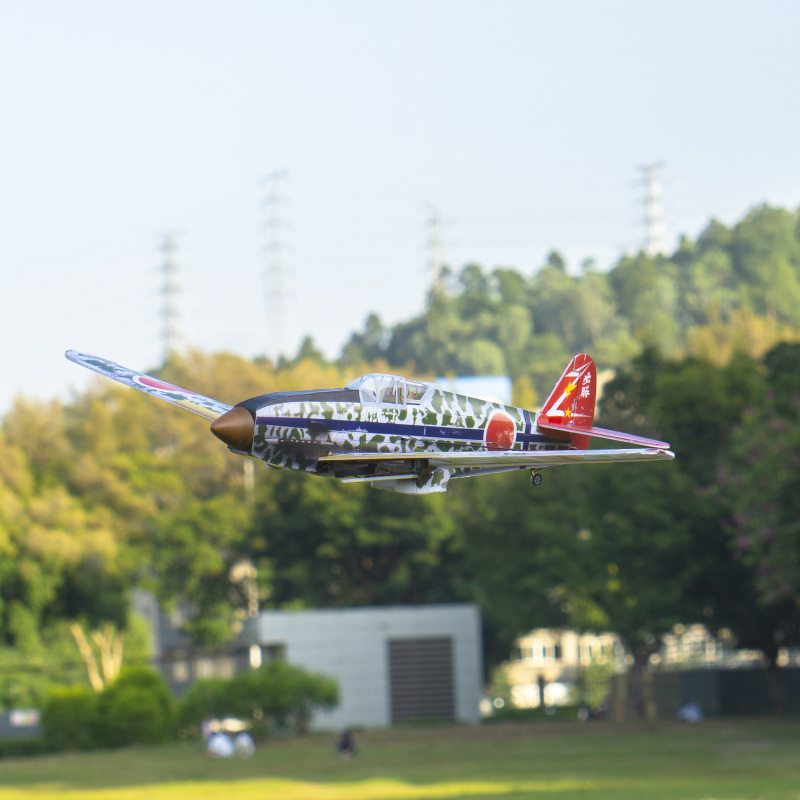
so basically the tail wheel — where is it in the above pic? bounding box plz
[530,469,543,487]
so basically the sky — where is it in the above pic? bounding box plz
[2,1,799,413]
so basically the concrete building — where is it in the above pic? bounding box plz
[150,599,484,730]
[242,604,484,730]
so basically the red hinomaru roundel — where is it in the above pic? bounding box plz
[485,409,516,450]
[136,376,182,392]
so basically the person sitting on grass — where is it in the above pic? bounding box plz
[336,729,357,759]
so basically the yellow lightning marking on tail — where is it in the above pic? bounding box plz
[547,370,585,418]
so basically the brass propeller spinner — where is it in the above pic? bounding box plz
[210,406,255,451]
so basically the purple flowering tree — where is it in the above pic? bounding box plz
[723,396,800,608]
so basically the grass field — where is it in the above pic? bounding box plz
[1,720,799,800]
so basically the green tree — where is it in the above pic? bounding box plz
[715,348,800,710]
[147,494,251,644]
[250,472,459,608]
[729,205,800,325]
[341,313,389,366]
[722,400,800,611]
[450,469,597,668]
[609,253,682,355]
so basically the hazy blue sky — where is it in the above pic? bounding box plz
[2,1,799,411]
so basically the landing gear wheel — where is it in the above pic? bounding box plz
[530,470,543,487]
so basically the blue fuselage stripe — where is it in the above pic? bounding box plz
[522,409,533,450]
[257,415,552,446]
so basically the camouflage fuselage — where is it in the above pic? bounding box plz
[237,376,562,491]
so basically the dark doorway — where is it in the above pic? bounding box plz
[388,637,455,723]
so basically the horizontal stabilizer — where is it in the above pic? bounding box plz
[536,421,670,449]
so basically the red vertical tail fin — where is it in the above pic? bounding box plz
[537,354,597,449]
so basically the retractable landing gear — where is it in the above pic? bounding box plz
[530,469,543,487]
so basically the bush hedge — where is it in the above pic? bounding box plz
[0,737,51,758]
[41,686,98,750]
[41,667,174,751]
[179,661,339,737]
[40,661,338,752]
[95,667,175,747]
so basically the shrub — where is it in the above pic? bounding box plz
[41,686,98,750]
[96,666,175,747]
[178,661,339,737]
[102,686,169,746]
[229,661,339,734]
[177,676,232,731]
[0,736,50,758]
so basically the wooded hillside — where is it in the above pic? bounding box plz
[2,203,799,705]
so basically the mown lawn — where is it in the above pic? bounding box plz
[1,720,799,799]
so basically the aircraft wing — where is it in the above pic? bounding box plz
[320,447,675,470]
[66,350,232,421]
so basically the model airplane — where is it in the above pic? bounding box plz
[66,350,673,495]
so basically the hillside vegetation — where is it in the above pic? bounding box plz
[2,203,800,705]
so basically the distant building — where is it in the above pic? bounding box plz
[502,628,627,707]
[435,376,513,405]
[655,623,765,669]
[149,600,483,730]
[499,623,800,720]
[658,624,729,667]
[242,604,484,730]
[0,710,40,741]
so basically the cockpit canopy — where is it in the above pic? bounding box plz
[345,373,431,406]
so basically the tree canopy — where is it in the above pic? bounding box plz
[3,202,800,704]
